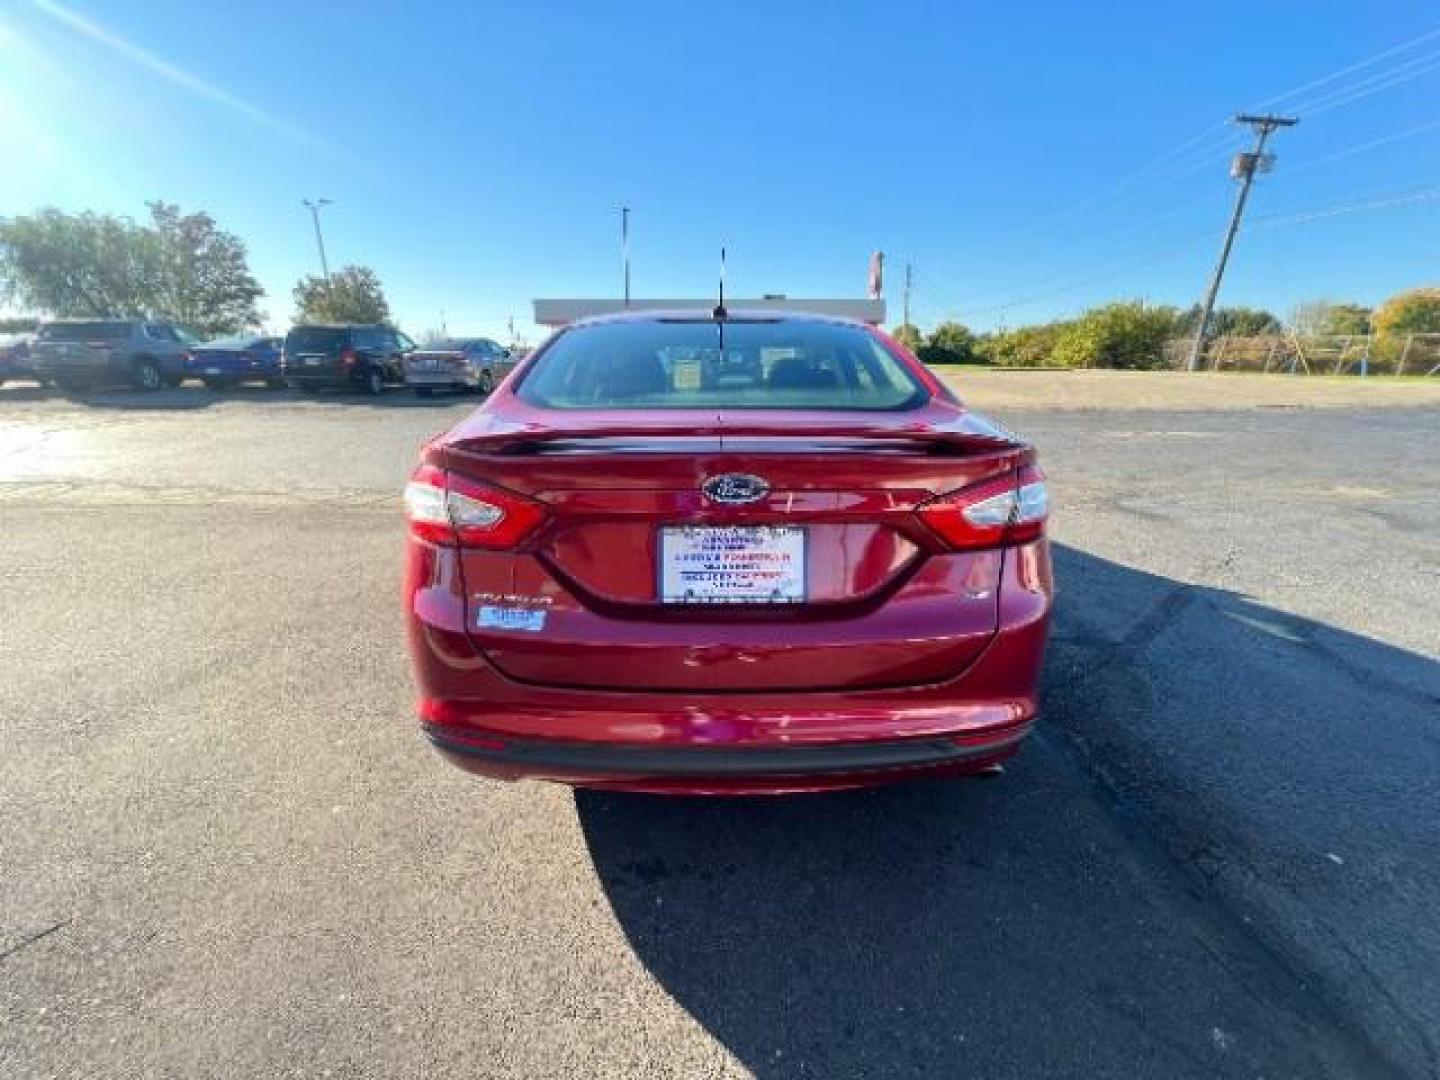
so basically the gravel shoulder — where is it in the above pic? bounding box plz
[943,367,1440,411]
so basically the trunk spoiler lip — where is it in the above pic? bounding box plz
[441,414,1027,457]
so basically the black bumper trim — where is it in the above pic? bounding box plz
[424,726,1029,777]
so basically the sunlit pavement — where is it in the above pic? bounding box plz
[1,376,1436,1078]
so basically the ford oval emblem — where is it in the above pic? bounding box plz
[702,473,770,505]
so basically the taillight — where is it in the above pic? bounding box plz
[917,465,1049,549]
[403,464,546,549]
[340,346,357,368]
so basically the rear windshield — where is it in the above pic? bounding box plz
[201,335,260,349]
[285,327,348,351]
[39,322,130,342]
[518,320,927,411]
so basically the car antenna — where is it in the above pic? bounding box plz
[713,246,728,321]
[713,246,727,350]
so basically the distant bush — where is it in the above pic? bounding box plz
[1189,304,1282,336]
[890,323,924,352]
[973,323,1070,367]
[908,288,1435,374]
[1050,302,1182,370]
[1291,300,1372,337]
[1373,287,1440,339]
[916,321,977,365]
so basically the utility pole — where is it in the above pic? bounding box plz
[1187,114,1298,371]
[903,262,913,328]
[302,198,332,279]
[621,206,631,306]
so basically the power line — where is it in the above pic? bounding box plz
[940,230,1217,321]
[982,123,1232,255]
[1287,117,1440,174]
[1253,180,1440,227]
[919,180,1233,323]
[1251,22,1440,109]
[1025,26,1440,246]
[1290,48,1440,116]
[911,27,1440,325]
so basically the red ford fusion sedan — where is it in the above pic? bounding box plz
[403,311,1052,794]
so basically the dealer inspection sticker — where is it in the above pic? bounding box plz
[476,605,548,632]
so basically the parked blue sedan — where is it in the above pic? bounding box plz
[187,335,284,389]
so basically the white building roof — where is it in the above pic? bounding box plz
[533,297,886,327]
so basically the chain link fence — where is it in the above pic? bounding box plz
[1163,333,1440,376]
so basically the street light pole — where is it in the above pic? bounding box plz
[621,206,631,307]
[302,198,332,280]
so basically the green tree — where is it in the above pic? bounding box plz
[146,202,264,337]
[1181,304,1280,336]
[293,265,391,324]
[1192,306,1284,336]
[918,320,976,365]
[0,208,158,317]
[890,323,924,352]
[1291,300,1371,337]
[1372,287,1440,338]
[0,204,264,335]
[1051,302,1182,370]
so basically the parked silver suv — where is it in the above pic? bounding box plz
[29,319,194,392]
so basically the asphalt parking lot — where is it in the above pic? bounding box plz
[2,372,1437,1078]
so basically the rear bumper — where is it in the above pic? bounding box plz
[190,358,277,380]
[407,538,1053,794]
[33,354,183,382]
[285,372,361,389]
[406,369,477,388]
[424,720,1032,794]
[29,358,119,380]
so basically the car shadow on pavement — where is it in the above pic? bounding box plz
[575,545,1438,1079]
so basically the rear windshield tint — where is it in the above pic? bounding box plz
[39,322,130,342]
[518,320,927,411]
[285,328,348,351]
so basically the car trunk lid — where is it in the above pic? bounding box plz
[442,407,1027,692]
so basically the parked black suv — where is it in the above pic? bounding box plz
[29,319,193,391]
[282,325,415,395]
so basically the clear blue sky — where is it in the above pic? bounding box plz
[2,0,1438,340]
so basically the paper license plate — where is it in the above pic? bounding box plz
[659,526,806,604]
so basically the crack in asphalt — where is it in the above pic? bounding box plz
[0,920,70,965]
